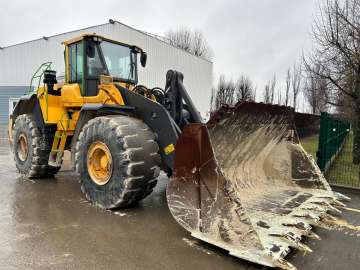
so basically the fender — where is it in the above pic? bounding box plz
[9,94,46,148]
[11,94,45,129]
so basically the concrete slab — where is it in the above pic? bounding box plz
[0,143,359,270]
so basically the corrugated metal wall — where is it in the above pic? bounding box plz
[0,86,27,123]
[0,22,213,124]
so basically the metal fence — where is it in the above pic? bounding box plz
[317,112,350,171]
[316,112,360,188]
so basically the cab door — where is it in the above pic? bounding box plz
[68,41,84,95]
[83,39,108,96]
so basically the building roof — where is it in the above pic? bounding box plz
[0,20,212,63]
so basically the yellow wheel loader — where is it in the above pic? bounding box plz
[9,34,350,270]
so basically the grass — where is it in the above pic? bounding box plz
[301,133,360,188]
[325,133,360,188]
[300,134,318,158]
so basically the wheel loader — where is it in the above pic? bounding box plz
[8,34,351,270]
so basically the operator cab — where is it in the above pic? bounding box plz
[63,34,147,96]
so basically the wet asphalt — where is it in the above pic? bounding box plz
[0,141,359,270]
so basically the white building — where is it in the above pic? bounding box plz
[0,20,213,123]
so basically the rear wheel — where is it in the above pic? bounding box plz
[75,115,161,209]
[12,114,61,178]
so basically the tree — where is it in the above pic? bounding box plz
[285,68,291,106]
[292,64,302,111]
[210,86,216,113]
[263,84,271,104]
[336,92,356,119]
[213,75,236,111]
[235,75,255,102]
[192,30,212,59]
[304,64,328,114]
[277,88,283,105]
[211,75,256,112]
[304,0,360,162]
[165,28,213,61]
[263,75,276,104]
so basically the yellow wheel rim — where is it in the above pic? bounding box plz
[17,133,28,161]
[87,141,113,186]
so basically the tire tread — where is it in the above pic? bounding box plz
[75,115,161,209]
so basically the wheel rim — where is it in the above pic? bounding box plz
[87,141,113,186]
[17,133,28,162]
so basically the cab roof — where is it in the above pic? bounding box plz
[62,33,136,48]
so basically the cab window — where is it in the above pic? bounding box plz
[69,42,83,83]
[87,44,107,77]
[100,41,135,81]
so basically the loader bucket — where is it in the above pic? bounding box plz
[167,102,350,269]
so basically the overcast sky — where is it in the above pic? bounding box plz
[1,0,320,109]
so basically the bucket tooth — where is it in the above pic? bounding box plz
[292,213,320,224]
[331,199,346,208]
[316,196,347,207]
[282,221,312,231]
[326,204,342,215]
[293,242,312,254]
[282,222,320,240]
[309,200,342,215]
[269,233,312,253]
[301,203,326,213]
[334,192,351,201]
[320,212,337,221]
[275,258,297,270]
[307,231,321,240]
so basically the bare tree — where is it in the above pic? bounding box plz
[165,28,191,51]
[292,64,302,111]
[211,75,256,111]
[192,30,212,58]
[285,68,291,106]
[336,92,357,119]
[235,75,255,102]
[304,64,328,114]
[263,75,276,104]
[210,86,216,113]
[165,28,213,60]
[304,0,360,162]
[213,75,236,110]
[277,88,283,105]
[253,86,257,102]
[224,79,236,106]
[263,83,271,104]
[214,75,227,110]
[271,75,276,103]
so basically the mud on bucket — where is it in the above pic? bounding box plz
[167,102,350,270]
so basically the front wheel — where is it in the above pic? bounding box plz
[75,116,161,209]
[12,114,61,178]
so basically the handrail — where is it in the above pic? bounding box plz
[28,62,53,121]
[28,62,53,94]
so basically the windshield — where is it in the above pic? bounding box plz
[100,41,136,82]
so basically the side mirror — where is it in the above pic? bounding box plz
[140,52,147,67]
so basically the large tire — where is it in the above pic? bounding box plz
[75,115,161,209]
[12,114,61,178]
